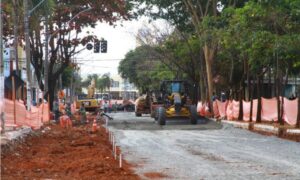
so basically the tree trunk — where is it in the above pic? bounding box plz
[238,88,243,121]
[268,67,272,98]
[250,76,253,122]
[48,77,57,111]
[203,44,215,115]
[12,0,19,73]
[279,70,289,125]
[238,76,245,121]
[199,52,206,102]
[256,76,262,123]
[296,86,300,128]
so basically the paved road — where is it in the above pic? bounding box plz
[107,112,300,180]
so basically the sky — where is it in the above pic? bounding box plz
[76,17,151,78]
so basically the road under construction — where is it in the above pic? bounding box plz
[1,111,300,179]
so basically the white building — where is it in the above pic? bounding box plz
[110,74,138,100]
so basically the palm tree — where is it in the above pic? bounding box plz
[101,73,111,92]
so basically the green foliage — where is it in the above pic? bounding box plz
[61,66,72,88]
[80,73,112,93]
[119,45,175,92]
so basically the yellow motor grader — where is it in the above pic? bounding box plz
[153,80,197,125]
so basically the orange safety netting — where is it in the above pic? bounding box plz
[196,101,210,117]
[226,101,233,120]
[283,98,298,125]
[216,100,228,118]
[3,99,15,126]
[189,96,297,126]
[197,101,205,116]
[242,100,257,121]
[232,100,240,120]
[261,98,278,122]
[213,101,220,118]
[1,98,50,129]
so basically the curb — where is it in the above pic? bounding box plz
[253,124,279,134]
[216,119,300,136]
[286,129,300,135]
[222,120,249,130]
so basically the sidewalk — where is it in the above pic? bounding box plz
[212,118,300,141]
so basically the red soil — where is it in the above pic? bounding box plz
[1,123,140,180]
[143,172,168,179]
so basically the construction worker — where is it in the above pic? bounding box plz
[59,110,72,129]
[104,101,108,113]
[79,103,87,124]
[112,101,118,113]
[96,108,113,122]
[65,102,72,118]
[53,99,60,123]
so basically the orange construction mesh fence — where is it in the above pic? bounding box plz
[226,101,233,120]
[213,101,220,118]
[283,98,298,126]
[216,100,228,119]
[242,100,257,121]
[197,102,205,116]
[0,98,50,130]
[197,97,298,126]
[261,98,278,122]
[196,101,211,117]
[232,100,240,120]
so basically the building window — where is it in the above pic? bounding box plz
[111,80,119,88]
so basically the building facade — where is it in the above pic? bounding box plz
[109,74,138,100]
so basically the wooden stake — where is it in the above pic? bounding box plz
[105,117,108,133]
[109,130,112,142]
[114,144,117,159]
[12,76,16,130]
[119,153,122,168]
[48,94,50,123]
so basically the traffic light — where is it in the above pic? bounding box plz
[101,40,107,53]
[94,41,100,53]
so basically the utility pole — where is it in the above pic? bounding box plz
[44,6,49,97]
[24,0,32,110]
[12,0,19,73]
[0,0,5,129]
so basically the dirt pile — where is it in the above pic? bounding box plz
[1,124,140,180]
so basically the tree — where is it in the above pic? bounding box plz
[28,0,129,108]
[128,0,246,112]
[222,1,300,122]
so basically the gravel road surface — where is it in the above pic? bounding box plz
[107,112,300,180]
